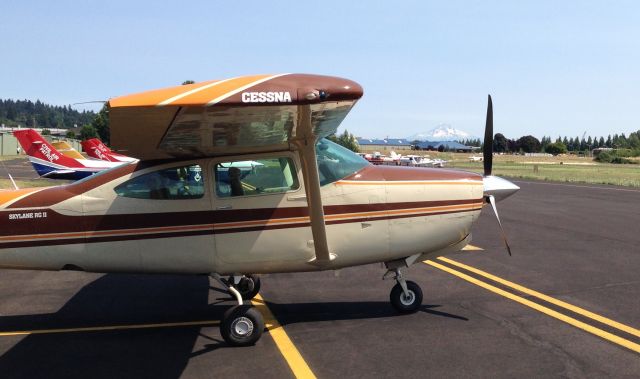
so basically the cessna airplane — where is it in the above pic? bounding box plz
[13,129,124,180]
[0,74,519,346]
[81,138,138,163]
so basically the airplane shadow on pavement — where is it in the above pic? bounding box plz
[263,300,469,325]
[0,274,468,379]
[0,273,218,379]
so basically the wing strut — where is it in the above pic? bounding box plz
[296,105,335,264]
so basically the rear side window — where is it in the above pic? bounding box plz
[115,164,205,200]
[215,157,299,197]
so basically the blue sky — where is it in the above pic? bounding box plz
[2,0,639,140]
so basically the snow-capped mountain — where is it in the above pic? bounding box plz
[407,124,475,141]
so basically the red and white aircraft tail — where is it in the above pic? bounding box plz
[13,129,123,180]
[81,138,137,163]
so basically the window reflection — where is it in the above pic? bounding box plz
[114,164,204,200]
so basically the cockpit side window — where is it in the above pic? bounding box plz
[214,157,299,198]
[316,138,369,186]
[114,164,205,200]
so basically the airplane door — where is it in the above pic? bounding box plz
[211,155,314,272]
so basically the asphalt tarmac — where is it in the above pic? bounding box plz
[1,157,42,180]
[0,166,639,378]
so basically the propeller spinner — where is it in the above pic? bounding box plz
[481,95,519,256]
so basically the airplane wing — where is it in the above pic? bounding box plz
[108,74,363,160]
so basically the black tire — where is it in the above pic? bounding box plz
[390,280,423,314]
[236,274,261,300]
[220,305,264,347]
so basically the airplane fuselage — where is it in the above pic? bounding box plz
[0,153,483,275]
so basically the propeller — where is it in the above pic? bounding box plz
[483,95,493,176]
[482,95,515,256]
[487,194,512,256]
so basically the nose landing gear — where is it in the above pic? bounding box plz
[385,268,423,313]
[211,273,264,347]
[226,274,261,300]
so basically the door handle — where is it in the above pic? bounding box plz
[216,205,232,210]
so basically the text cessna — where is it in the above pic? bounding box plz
[241,91,292,103]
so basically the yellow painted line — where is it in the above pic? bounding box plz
[424,259,640,354]
[438,256,640,339]
[461,244,484,251]
[252,294,316,379]
[0,320,220,337]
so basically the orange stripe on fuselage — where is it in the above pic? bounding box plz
[0,188,42,208]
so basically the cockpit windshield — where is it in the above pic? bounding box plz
[315,138,369,186]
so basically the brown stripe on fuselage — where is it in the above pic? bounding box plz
[0,229,213,249]
[0,205,481,249]
[0,198,482,237]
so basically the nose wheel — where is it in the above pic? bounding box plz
[221,305,264,347]
[386,268,423,313]
[211,273,265,347]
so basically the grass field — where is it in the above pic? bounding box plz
[360,149,640,187]
[451,161,640,187]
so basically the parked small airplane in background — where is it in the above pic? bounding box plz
[1,74,519,347]
[399,154,433,167]
[13,129,123,180]
[81,138,137,163]
[469,155,484,162]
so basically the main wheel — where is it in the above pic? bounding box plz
[390,281,423,314]
[220,305,264,347]
[236,274,261,300]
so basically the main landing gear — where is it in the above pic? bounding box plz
[384,268,423,313]
[211,273,264,347]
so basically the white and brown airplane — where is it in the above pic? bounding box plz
[0,73,519,346]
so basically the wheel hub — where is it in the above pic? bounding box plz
[400,290,415,306]
[231,316,254,337]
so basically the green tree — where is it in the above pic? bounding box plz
[545,142,568,156]
[493,133,508,153]
[329,130,359,152]
[90,105,110,143]
[41,129,51,135]
[628,133,640,149]
[337,129,360,152]
[80,124,98,140]
[515,135,541,153]
[66,130,76,138]
[182,80,195,85]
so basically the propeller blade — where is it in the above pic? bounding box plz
[487,195,512,256]
[483,95,493,176]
